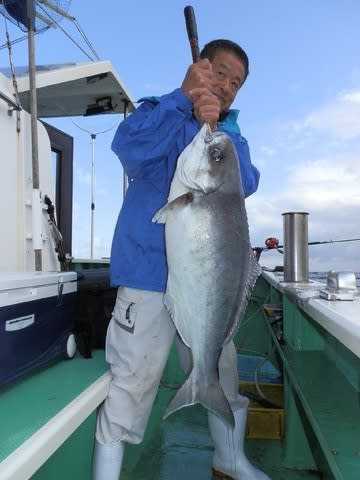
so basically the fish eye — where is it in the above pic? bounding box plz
[209,147,223,163]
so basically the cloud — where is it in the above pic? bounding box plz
[296,88,360,140]
[287,154,360,209]
[248,88,360,272]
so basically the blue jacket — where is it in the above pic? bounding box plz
[110,88,259,292]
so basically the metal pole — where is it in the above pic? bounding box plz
[122,100,129,199]
[90,133,96,259]
[282,212,309,282]
[27,0,42,271]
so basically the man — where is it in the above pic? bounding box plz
[93,39,270,480]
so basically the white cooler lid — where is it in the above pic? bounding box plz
[0,271,77,292]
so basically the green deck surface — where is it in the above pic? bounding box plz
[0,347,322,479]
[122,388,320,480]
[0,350,108,462]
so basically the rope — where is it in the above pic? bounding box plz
[3,18,22,112]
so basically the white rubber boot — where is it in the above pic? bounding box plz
[92,440,124,480]
[208,396,271,480]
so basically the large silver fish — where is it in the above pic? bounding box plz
[153,123,260,427]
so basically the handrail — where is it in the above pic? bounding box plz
[0,91,21,111]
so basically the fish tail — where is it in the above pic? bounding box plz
[163,375,235,428]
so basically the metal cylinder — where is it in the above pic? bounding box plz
[282,212,309,282]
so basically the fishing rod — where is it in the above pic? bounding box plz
[305,238,360,247]
[254,236,360,259]
[184,5,200,62]
[266,236,360,250]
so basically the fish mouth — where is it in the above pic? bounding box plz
[203,125,226,145]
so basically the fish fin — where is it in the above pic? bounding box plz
[152,204,169,224]
[164,293,192,349]
[224,250,262,344]
[163,374,235,428]
[246,249,262,293]
[163,293,175,318]
[152,192,194,224]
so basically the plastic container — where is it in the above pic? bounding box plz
[240,381,284,439]
[263,303,283,320]
[237,354,282,385]
[0,271,77,388]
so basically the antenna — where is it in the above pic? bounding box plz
[71,120,118,259]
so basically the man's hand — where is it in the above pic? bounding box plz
[188,88,220,131]
[181,59,220,131]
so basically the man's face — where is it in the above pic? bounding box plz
[210,50,247,113]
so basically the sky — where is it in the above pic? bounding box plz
[1,1,359,272]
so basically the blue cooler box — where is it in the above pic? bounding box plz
[0,271,77,389]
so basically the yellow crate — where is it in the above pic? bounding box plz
[239,381,284,440]
[263,303,283,319]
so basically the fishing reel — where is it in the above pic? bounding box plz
[253,237,282,262]
[265,237,279,250]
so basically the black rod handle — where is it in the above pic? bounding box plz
[184,5,200,63]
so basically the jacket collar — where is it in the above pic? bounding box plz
[138,95,241,135]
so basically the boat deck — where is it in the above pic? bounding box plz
[0,351,109,479]
[0,350,321,479]
[2,266,360,479]
[122,387,320,480]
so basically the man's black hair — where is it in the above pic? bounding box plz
[200,39,249,84]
